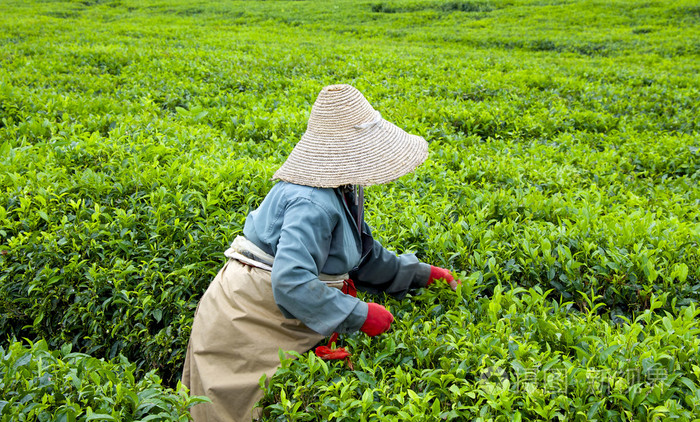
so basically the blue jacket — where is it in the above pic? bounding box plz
[243,181,431,336]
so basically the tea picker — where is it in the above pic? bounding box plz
[182,84,460,422]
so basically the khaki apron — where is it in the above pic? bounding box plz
[182,259,325,421]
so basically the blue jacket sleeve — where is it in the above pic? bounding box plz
[351,224,431,299]
[270,198,368,336]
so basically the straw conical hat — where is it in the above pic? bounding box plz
[272,84,428,187]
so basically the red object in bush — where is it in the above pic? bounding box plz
[315,345,351,360]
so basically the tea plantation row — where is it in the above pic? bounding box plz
[259,286,700,420]
[1,0,699,420]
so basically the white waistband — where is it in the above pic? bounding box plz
[224,236,349,284]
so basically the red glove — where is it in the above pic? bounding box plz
[315,345,351,360]
[360,303,394,337]
[427,266,460,290]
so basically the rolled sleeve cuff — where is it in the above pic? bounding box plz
[333,300,368,334]
[412,262,432,288]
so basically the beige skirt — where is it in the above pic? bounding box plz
[182,259,324,422]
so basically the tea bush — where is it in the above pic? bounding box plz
[259,284,700,420]
[1,0,698,418]
[0,339,207,421]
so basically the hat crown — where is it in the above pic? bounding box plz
[306,85,377,133]
[272,84,428,188]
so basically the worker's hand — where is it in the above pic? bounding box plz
[360,303,394,336]
[427,266,460,291]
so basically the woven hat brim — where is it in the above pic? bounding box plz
[273,119,428,188]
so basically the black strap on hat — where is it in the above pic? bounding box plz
[355,185,364,233]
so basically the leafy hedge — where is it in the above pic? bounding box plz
[0,339,206,421]
[0,0,699,418]
[1,135,270,383]
[259,285,700,420]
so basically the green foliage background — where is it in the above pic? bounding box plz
[0,0,699,419]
